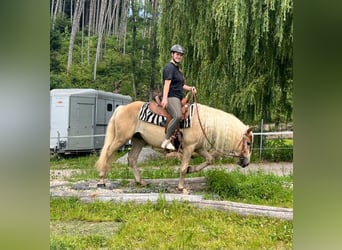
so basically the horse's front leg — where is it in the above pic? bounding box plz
[186,147,213,173]
[178,145,195,193]
[127,136,147,186]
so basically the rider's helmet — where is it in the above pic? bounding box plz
[170,44,185,55]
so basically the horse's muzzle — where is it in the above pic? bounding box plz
[238,157,250,168]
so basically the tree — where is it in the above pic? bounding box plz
[67,0,85,73]
[93,0,108,80]
[157,0,293,124]
[50,0,293,125]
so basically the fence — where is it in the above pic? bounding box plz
[50,131,293,161]
[252,131,293,161]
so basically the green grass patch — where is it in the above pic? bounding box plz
[50,153,100,170]
[50,197,292,249]
[205,169,293,207]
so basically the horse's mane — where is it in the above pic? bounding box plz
[197,104,248,152]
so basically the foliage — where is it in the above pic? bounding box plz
[50,26,135,94]
[50,0,293,124]
[260,138,293,162]
[50,198,292,249]
[158,0,293,124]
[205,169,293,207]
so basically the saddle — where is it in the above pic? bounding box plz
[149,94,191,132]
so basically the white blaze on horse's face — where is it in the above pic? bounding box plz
[237,127,254,168]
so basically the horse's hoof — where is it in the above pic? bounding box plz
[97,183,106,188]
[186,166,194,173]
[177,187,189,194]
[136,179,148,186]
[182,188,190,195]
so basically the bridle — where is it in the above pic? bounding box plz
[193,93,253,159]
[227,131,253,159]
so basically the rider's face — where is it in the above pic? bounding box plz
[172,52,183,63]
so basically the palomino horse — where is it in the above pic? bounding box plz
[95,101,253,193]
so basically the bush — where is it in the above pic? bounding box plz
[205,170,244,198]
[259,138,293,162]
[205,169,293,207]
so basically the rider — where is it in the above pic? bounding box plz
[161,44,197,150]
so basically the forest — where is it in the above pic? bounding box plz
[50,0,293,125]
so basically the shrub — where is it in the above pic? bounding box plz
[260,138,293,162]
[205,169,293,207]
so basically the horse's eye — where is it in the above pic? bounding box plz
[247,142,251,146]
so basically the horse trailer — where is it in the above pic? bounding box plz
[50,88,132,155]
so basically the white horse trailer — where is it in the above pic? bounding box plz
[50,88,132,155]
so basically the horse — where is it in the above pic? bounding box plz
[95,100,254,193]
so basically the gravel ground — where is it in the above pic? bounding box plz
[50,162,293,220]
[50,162,292,182]
[208,162,293,176]
[50,148,292,196]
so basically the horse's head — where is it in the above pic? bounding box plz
[236,127,254,168]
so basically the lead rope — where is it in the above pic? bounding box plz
[193,93,242,159]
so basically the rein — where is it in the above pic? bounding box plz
[193,94,215,148]
[193,94,243,159]
[193,94,245,158]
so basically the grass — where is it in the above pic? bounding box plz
[50,152,293,208]
[205,169,293,207]
[50,197,293,249]
[50,153,293,248]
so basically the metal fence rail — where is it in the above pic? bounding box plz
[252,131,293,161]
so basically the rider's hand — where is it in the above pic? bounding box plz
[161,98,168,109]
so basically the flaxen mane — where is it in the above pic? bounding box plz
[197,104,248,153]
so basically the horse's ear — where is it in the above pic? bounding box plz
[246,126,255,134]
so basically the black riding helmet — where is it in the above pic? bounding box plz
[170,44,185,55]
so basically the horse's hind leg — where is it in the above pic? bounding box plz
[96,139,125,186]
[128,135,146,185]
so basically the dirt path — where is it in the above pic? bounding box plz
[50,162,293,182]
[208,162,293,176]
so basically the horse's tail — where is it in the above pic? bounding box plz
[96,106,122,178]
[103,106,121,146]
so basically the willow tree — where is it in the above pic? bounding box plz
[157,0,293,124]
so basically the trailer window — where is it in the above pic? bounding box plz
[107,103,113,111]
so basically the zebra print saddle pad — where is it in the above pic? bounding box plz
[138,102,194,128]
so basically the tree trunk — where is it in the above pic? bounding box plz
[67,0,85,73]
[81,2,85,63]
[149,0,159,101]
[70,0,73,23]
[52,0,61,30]
[93,0,108,80]
[121,0,128,54]
[87,0,95,65]
[131,0,137,99]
